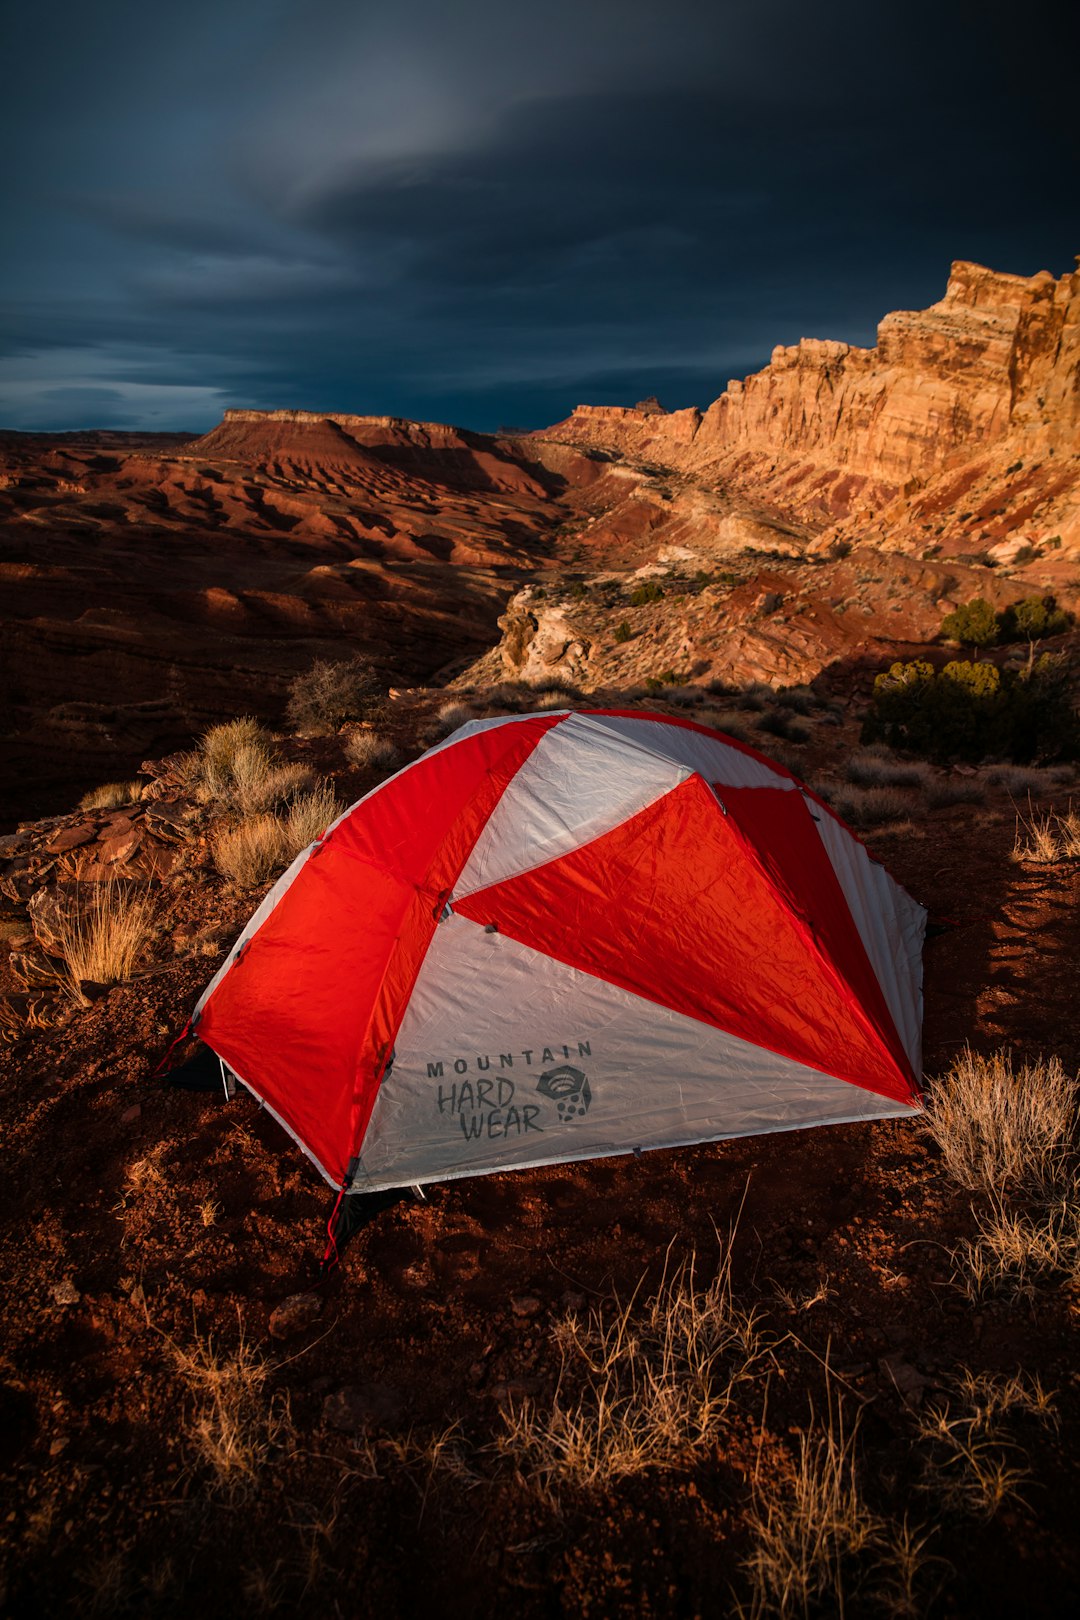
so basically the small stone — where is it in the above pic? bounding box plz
[45,825,95,855]
[98,830,142,866]
[510,1294,542,1318]
[120,1104,141,1124]
[268,1292,323,1340]
[49,1437,68,1456]
[51,1280,80,1307]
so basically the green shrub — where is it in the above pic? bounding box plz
[997,594,1072,646]
[940,594,1073,655]
[863,655,1080,764]
[629,580,665,607]
[941,598,999,652]
[613,621,634,644]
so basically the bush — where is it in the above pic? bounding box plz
[285,655,382,735]
[862,655,1080,764]
[629,580,665,607]
[613,621,634,644]
[941,598,999,652]
[997,594,1072,647]
[941,594,1073,655]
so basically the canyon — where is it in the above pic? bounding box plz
[1,258,1077,825]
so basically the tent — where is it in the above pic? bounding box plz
[190,709,926,1200]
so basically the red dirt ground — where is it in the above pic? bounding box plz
[1,698,1078,1617]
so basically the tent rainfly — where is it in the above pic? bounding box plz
[190,710,926,1203]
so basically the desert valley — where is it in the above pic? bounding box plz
[2,256,1080,1616]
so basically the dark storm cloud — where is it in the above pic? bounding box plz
[0,0,1076,430]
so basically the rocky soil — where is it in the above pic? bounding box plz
[2,685,1080,1616]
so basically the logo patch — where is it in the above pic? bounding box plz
[536,1064,592,1121]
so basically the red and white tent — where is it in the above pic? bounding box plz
[192,710,926,1195]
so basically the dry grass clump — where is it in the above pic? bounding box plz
[923,1047,1077,1200]
[229,748,313,816]
[705,703,757,741]
[926,779,986,809]
[1010,803,1080,863]
[533,688,577,710]
[498,1246,764,1491]
[703,708,753,742]
[845,750,929,789]
[213,816,291,888]
[755,710,811,744]
[776,685,819,715]
[202,717,271,777]
[740,1399,933,1619]
[344,731,400,770]
[958,1197,1080,1299]
[915,1370,1055,1521]
[78,779,144,811]
[832,786,910,828]
[926,1047,1080,1298]
[284,785,340,852]
[986,763,1075,793]
[168,1317,292,1501]
[53,882,156,1006]
[435,700,476,735]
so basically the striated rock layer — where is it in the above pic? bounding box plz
[542,260,1080,549]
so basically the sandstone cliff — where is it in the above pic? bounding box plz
[541,260,1080,549]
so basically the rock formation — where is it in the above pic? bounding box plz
[543,260,1080,548]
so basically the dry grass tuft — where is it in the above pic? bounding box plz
[284,785,340,852]
[986,764,1075,794]
[845,750,930,789]
[926,779,986,809]
[740,1397,932,1618]
[832,786,910,828]
[914,1369,1055,1521]
[168,1316,292,1501]
[533,688,578,710]
[435,700,476,734]
[344,731,400,770]
[202,717,271,776]
[213,815,291,888]
[956,1196,1080,1299]
[497,1245,765,1491]
[703,707,754,742]
[923,1047,1078,1200]
[1011,802,1080,863]
[212,783,339,887]
[53,881,156,1006]
[78,779,144,811]
[230,749,313,817]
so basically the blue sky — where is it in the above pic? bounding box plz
[1,0,1076,432]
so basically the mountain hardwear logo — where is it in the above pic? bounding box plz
[537,1065,592,1121]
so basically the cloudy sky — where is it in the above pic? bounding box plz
[1,0,1075,432]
